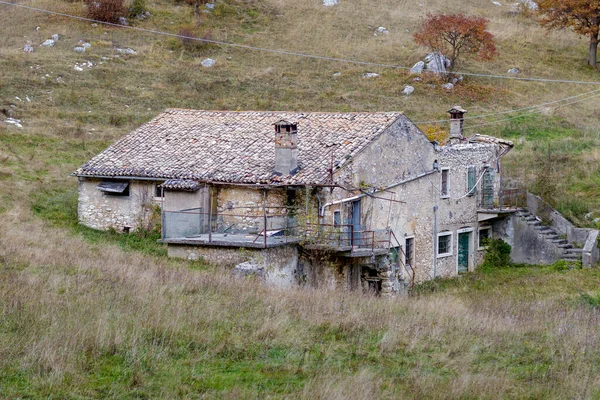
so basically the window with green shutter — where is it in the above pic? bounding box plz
[467,166,476,196]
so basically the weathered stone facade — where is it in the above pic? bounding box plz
[78,178,161,231]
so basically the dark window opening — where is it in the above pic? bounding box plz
[479,227,491,248]
[438,233,452,256]
[333,210,341,227]
[155,184,164,198]
[405,237,414,267]
[441,169,449,197]
[98,181,130,197]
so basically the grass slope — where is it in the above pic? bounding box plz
[0,0,600,397]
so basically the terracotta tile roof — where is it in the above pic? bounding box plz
[74,109,408,185]
[159,179,203,192]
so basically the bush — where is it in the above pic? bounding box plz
[176,25,213,51]
[481,238,512,269]
[86,0,125,23]
[129,0,147,18]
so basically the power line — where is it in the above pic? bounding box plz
[413,88,600,125]
[462,90,600,131]
[3,0,600,86]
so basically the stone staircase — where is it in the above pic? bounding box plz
[516,209,583,264]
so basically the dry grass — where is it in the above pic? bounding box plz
[1,0,600,397]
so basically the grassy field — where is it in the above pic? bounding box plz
[1,0,600,397]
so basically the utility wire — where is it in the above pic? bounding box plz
[413,88,600,125]
[3,0,600,86]
[462,90,600,131]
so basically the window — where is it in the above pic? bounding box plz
[437,232,453,257]
[440,168,449,197]
[97,181,129,197]
[478,226,492,249]
[467,166,476,196]
[333,210,341,227]
[155,184,164,198]
[405,237,414,267]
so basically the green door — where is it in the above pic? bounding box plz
[458,232,470,273]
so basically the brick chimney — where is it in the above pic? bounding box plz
[273,120,299,176]
[448,106,467,144]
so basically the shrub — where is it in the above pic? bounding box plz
[581,292,600,308]
[481,238,512,269]
[129,0,147,18]
[176,25,213,51]
[86,0,125,23]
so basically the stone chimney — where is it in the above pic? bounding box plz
[273,120,299,176]
[448,106,467,144]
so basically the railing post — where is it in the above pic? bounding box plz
[263,190,268,249]
[208,187,212,243]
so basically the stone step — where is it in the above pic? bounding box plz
[552,239,568,244]
[562,254,582,260]
[525,216,538,222]
[517,211,531,217]
[558,244,573,249]
[565,248,585,254]
[540,229,557,235]
[527,221,541,226]
[534,225,550,231]
[544,235,559,240]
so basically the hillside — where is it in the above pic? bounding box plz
[1,0,600,397]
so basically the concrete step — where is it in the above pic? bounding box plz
[565,249,585,254]
[563,254,582,260]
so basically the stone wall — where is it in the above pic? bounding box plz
[497,214,565,264]
[78,178,161,231]
[168,244,298,287]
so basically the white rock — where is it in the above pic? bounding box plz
[332,72,341,78]
[41,39,55,47]
[5,118,23,128]
[74,46,86,53]
[74,65,84,72]
[424,52,451,74]
[35,26,41,31]
[82,42,91,49]
[441,83,455,90]
[52,34,59,41]
[492,0,502,5]
[116,47,137,55]
[23,44,34,53]
[205,3,215,10]
[410,61,425,75]
[412,77,422,82]
[507,67,520,75]
[118,17,129,26]
[25,96,31,102]
[362,72,380,79]
[519,0,538,10]
[377,27,389,35]
[323,0,338,6]
[201,58,216,67]
[402,85,415,95]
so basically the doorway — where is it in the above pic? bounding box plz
[457,230,472,273]
[350,200,362,247]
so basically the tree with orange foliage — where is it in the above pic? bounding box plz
[538,0,600,68]
[413,13,497,73]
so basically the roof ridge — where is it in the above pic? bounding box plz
[164,108,404,115]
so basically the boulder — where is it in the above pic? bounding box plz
[116,47,137,55]
[376,26,389,35]
[424,52,451,74]
[74,46,86,53]
[82,42,92,49]
[362,72,380,79]
[441,83,455,90]
[118,16,129,26]
[41,39,55,47]
[507,67,520,75]
[402,85,415,95]
[410,61,424,75]
[23,44,34,53]
[201,58,216,67]
[51,34,59,41]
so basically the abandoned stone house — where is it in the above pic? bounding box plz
[73,108,599,295]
